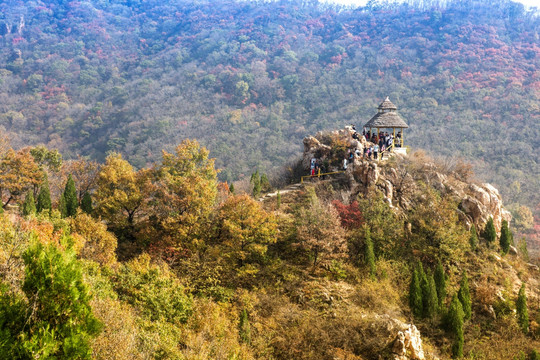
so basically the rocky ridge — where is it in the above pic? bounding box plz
[302,127,511,234]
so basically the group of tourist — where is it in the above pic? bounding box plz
[361,129,401,161]
[310,157,325,177]
[309,125,404,176]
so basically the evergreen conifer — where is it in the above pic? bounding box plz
[59,193,67,218]
[37,175,52,214]
[458,271,472,320]
[434,260,446,308]
[425,272,439,318]
[420,268,437,319]
[81,192,93,214]
[409,268,423,318]
[417,261,426,283]
[0,241,101,358]
[530,349,540,360]
[62,174,78,217]
[229,183,235,194]
[22,191,36,216]
[516,283,529,334]
[250,170,261,198]
[448,294,465,358]
[276,190,281,209]
[482,217,496,245]
[239,308,251,344]
[0,204,3,214]
[260,172,271,192]
[364,227,376,279]
[469,224,478,251]
[500,219,511,254]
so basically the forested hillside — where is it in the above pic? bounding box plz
[0,0,538,221]
[1,136,540,359]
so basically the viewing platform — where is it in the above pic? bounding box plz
[302,97,409,182]
[362,96,409,161]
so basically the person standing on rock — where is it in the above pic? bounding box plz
[378,137,385,155]
[373,144,379,160]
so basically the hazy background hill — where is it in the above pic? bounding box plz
[0,0,538,218]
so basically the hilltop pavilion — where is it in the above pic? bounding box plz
[364,97,409,154]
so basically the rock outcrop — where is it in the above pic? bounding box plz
[302,127,511,232]
[392,324,425,360]
[356,314,427,360]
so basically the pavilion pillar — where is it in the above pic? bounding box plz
[393,128,396,151]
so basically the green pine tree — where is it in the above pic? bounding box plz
[229,183,235,194]
[425,273,439,318]
[260,172,271,192]
[469,224,478,251]
[239,308,251,344]
[516,283,529,334]
[482,217,496,245]
[409,268,423,318]
[0,204,4,214]
[417,261,426,279]
[0,240,101,358]
[59,193,67,218]
[434,260,446,308]
[364,227,376,279]
[500,219,511,254]
[22,191,36,216]
[448,293,465,358]
[80,192,93,214]
[458,271,472,320]
[37,175,52,214]
[276,190,281,209]
[250,170,261,198]
[62,174,78,217]
[530,349,540,360]
[421,270,438,319]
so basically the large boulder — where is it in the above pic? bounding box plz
[461,183,511,233]
[392,324,425,360]
[303,136,331,170]
[356,314,427,359]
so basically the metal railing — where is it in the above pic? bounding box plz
[379,143,394,160]
[301,170,345,183]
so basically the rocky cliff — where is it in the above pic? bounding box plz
[303,127,511,234]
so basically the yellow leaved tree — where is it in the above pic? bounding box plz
[153,140,218,252]
[212,194,277,276]
[94,153,152,243]
[0,148,43,208]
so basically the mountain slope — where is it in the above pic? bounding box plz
[0,0,538,214]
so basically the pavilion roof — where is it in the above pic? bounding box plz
[364,97,409,129]
[364,112,409,128]
[378,96,397,110]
